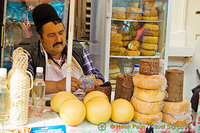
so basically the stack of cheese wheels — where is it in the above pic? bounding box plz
[142,0,158,21]
[109,62,121,90]
[131,59,167,125]
[162,69,191,126]
[141,24,159,56]
[110,27,125,56]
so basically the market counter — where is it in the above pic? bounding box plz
[1,110,195,133]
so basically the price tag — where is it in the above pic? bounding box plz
[30,125,66,133]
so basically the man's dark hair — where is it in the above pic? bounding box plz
[37,19,63,38]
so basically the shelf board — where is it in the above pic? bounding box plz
[110,54,161,59]
[111,18,162,23]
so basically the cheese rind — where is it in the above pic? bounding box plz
[133,111,162,125]
[134,87,166,102]
[162,100,190,115]
[131,96,163,114]
[133,73,167,90]
[162,113,191,126]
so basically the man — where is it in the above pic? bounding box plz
[25,3,104,94]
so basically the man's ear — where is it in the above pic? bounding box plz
[37,34,42,42]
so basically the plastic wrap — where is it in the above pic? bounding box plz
[162,100,190,115]
[133,86,167,102]
[131,96,163,114]
[133,73,167,90]
[133,111,163,125]
[162,113,191,126]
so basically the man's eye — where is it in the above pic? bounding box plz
[48,34,55,37]
[59,31,64,35]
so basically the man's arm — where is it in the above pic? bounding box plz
[82,48,105,83]
[45,77,81,94]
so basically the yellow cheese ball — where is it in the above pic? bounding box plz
[59,99,86,126]
[111,99,134,123]
[50,91,77,113]
[83,91,109,104]
[86,97,111,125]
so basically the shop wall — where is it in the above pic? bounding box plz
[168,0,200,100]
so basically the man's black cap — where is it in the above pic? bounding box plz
[32,3,61,32]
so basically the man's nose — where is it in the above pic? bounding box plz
[55,34,62,42]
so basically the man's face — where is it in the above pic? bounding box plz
[38,22,66,57]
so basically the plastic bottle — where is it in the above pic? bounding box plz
[133,64,140,74]
[32,67,46,116]
[0,68,9,123]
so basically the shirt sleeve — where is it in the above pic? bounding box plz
[82,47,105,82]
[27,54,35,78]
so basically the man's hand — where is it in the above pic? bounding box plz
[71,77,81,92]
[45,77,81,94]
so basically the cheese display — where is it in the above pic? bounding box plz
[162,113,191,126]
[162,100,190,115]
[134,87,166,102]
[86,97,111,125]
[59,99,86,126]
[111,99,134,123]
[133,73,167,90]
[114,74,124,100]
[133,111,163,125]
[141,43,158,50]
[83,91,109,104]
[50,91,77,113]
[139,59,159,75]
[131,96,163,114]
[165,69,184,102]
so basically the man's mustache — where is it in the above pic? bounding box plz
[53,42,63,47]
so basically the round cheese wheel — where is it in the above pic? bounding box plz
[162,113,191,126]
[83,91,108,104]
[59,99,86,126]
[133,111,162,125]
[111,99,134,123]
[50,91,77,113]
[133,73,167,90]
[162,100,190,115]
[86,97,111,125]
[134,87,166,102]
[140,49,155,56]
[131,96,163,114]
[141,43,158,50]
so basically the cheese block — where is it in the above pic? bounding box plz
[141,43,158,50]
[131,96,163,114]
[143,30,159,37]
[110,46,126,53]
[127,7,142,13]
[109,64,120,74]
[122,41,131,47]
[110,79,116,85]
[142,36,158,44]
[126,13,142,20]
[133,73,167,90]
[122,35,132,41]
[143,24,159,31]
[125,50,140,56]
[112,7,126,13]
[110,41,123,47]
[109,72,121,80]
[134,87,166,102]
[143,16,158,21]
[143,9,158,17]
[162,113,191,126]
[129,40,140,48]
[110,51,124,56]
[139,59,159,75]
[114,74,124,100]
[133,111,162,125]
[162,100,190,115]
[140,48,155,56]
[111,33,123,42]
